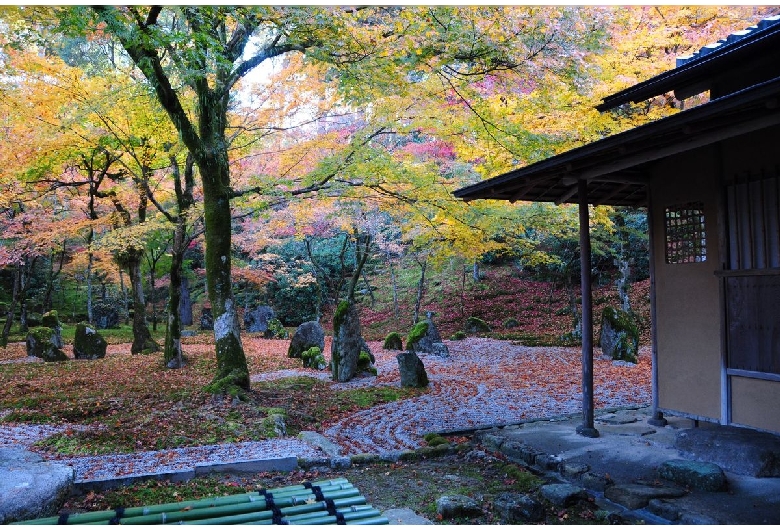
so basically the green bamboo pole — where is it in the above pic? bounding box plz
[285,507,382,524]
[12,478,352,526]
[96,489,362,525]
[182,496,368,526]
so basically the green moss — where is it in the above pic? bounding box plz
[332,300,350,334]
[465,316,491,333]
[357,350,372,371]
[41,310,60,329]
[503,317,521,329]
[266,318,289,339]
[423,432,449,446]
[203,368,250,400]
[301,346,326,370]
[406,322,428,349]
[450,330,467,340]
[383,332,403,350]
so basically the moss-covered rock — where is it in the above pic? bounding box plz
[331,300,363,382]
[383,332,403,351]
[26,326,68,362]
[301,346,327,370]
[451,330,467,340]
[406,322,429,350]
[73,322,107,360]
[41,310,60,329]
[288,321,325,358]
[465,316,491,334]
[599,307,639,363]
[503,317,520,329]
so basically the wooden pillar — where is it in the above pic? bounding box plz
[576,179,599,438]
[646,185,668,426]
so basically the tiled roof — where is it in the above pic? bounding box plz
[676,15,780,67]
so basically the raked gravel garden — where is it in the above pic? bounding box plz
[1,337,651,482]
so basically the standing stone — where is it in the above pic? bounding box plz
[41,310,63,348]
[244,305,275,333]
[396,350,429,387]
[331,301,363,382]
[200,306,213,331]
[407,312,449,357]
[599,307,639,363]
[179,277,193,326]
[73,322,108,360]
[92,300,120,330]
[288,321,325,358]
[26,327,68,362]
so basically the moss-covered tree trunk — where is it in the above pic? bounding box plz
[164,221,186,368]
[164,153,195,369]
[200,154,250,392]
[127,254,158,355]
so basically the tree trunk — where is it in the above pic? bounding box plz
[388,259,400,322]
[127,254,158,354]
[164,222,186,368]
[472,261,480,282]
[413,258,427,324]
[118,269,129,324]
[86,251,94,325]
[43,244,65,313]
[617,258,632,313]
[0,265,21,347]
[200,157,250,392]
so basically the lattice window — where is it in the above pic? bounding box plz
[665,203,706,264]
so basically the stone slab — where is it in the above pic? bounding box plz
[383,508,434,525]
[0,448,74,524]
[298,431,342,456]
[676,425,780,477]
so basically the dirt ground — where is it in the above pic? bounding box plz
[63,437,616,525]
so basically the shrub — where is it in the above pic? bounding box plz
[383,332,403,350]
[265,318,289,339]
[450,330,467,340]
[465,316,491,334]
[503,317,520,329]
[301,347,326,370]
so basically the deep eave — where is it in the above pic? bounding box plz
[597,17,780,111]
[453,76,780,207]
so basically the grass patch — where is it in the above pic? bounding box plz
[63,477,248,513]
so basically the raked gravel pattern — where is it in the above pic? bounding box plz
[1,338,650,481]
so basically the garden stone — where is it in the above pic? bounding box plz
[359,337,375,364]
[41,310,63,348]
[73,322,107,360]
[658,459,727,492]
[383,508,433,525]
[396,350,429,388]
[26,327,67,362]
[288,321,325,358]
[604,484,686,510]
[599,307,639,363]
[407,312,449,357]
[383,332,403,351]
[331,301,363,382]
[92,301,120,330]
[199,307,213,330]
[179,277,193,326]
[244,305,275,333]
[436,494,483,519]
[0,448,74,524]
[539,484,588,507]
[493,492,545,523]
[465,316,491,334]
